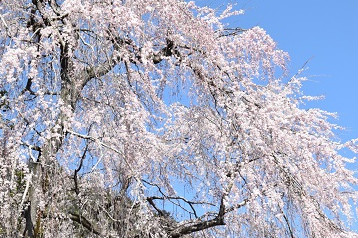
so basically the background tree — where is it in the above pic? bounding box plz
[0,0,357,237]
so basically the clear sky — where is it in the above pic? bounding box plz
[199,0,358,232]
[201,0,358,141]
[234,0,358,143]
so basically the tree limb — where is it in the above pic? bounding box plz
[69,212,102,236]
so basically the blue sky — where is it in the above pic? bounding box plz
[195,0,358,142]
[200,0,358,139]
[198,0,358,232]
[198,0,358,150]
[232,0,358,142]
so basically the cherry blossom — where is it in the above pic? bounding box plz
[0,0,357,237]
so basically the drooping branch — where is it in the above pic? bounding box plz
[77,32,181,91]
[143,179,216,218]
[146,197,166,217]
[271,152,345,232]
[147,196,207,219]
[143,179,248,237]
[73,144,88,195]
[169,215,225,238]
[69,212,102,236]
[168,196,248,238]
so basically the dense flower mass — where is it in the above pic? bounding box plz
[0,0,357,237]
